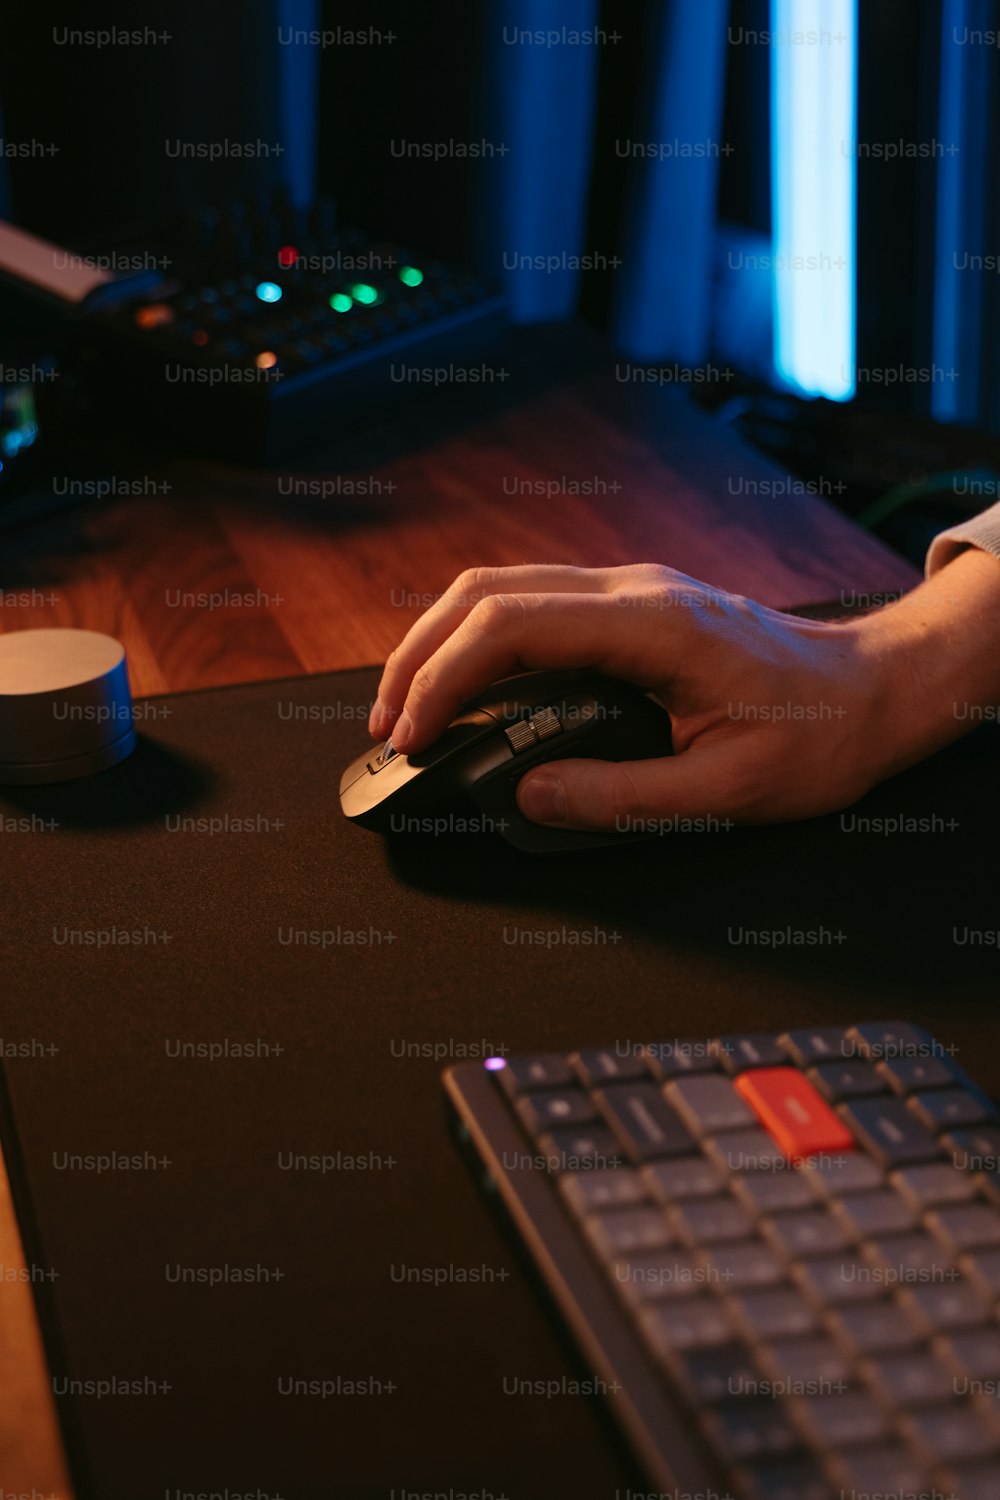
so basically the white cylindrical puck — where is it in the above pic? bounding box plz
[0,628,137,785]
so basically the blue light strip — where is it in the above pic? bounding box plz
[931,0,990,426]
[479,0,600,322]
[771,0,857,400]
[612,0,729,363]
[276,0,320,211]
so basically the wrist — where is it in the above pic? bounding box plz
[852,546,1000,773]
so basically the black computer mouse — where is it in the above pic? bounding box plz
[339,669,674,853]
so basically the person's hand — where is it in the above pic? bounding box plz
[368,554,1000,831]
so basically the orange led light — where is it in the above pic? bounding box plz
[134,303,175,329]
[255,351,278,369]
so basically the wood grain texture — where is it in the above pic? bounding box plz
[1,374,919,696]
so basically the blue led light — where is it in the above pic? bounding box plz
[255,281,283,304]
[771,0,857,401]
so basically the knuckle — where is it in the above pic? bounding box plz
[452,565,498,607]
[468,592,525,634]
[631,562,677,589]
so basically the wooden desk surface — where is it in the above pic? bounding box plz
[2,360,918,697]
[0,337,919,1498]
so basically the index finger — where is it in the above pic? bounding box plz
[371,564,628,737]
[390,591,681,753]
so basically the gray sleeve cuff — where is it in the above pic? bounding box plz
[926,500,1000,576]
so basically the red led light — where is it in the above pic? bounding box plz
[277,245,298,269]
[192,330,209,347]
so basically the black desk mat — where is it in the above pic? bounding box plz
[2,666,999,1499]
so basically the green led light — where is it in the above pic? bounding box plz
[329,292,353,313]
[350,282,379,305]
[398,266,424,288]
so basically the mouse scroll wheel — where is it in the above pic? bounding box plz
[504,706,562,753]
[377,740,399,766]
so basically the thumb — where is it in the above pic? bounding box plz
[515,749,741,833]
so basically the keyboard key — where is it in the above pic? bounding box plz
[937,1464,1000,1500]
[839,1097,942,1167]
[960,1247,1000,1301]
[497,1053,574,1094]
[558,1168,646,1216]
[595,1082,694,1162]
[571,1047,648,1087]
[756,1334,850,1391]
[644,1039,719,1078]
[876,1054,957,1093]
[815,1062,893,1110]
[826,1299,920,1356]
[737,1455,831,1500]
[909,1088,990,1131]
[860,1350,956,1406]
[536,1124,624,1171]
[788,1389,890,1449]
[665,1075,755,1136]
[897,1278,990,1334]
[710,1034,790,1073]
[762,1208,855,1258]
[515,1088,596,1134]
[667,1341,760,1403]
[779,1025,851,1067]
[729,1286,818,1340]
[863,1232,957,1284]
[669,1196,756,1246]
[828,1445,926,1500]
[735,1069,854,1158]
[808,1059,886,1102]
[731,1168,819,1214]
[641,1156,725,1202]
[703,1128,787,1175]
[696,1240,786,1291]
[927,1204,1000,1254]
[830,1189,918,1239]
[609,1249,702,1307]
[793,1253,883,1306]
[582,1207,671,1258]
[935,1328,1000,1381]
[899,1404,998,1466]
[970,1388,1000,1440]
[700,1400,799,1462]
[638,1294,735,1354]
[892,1161,979,1208]
[944,1125,1000,1191]
[848,1020,942,1063]
[801,1150,884,1196]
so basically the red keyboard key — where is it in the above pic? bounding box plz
[734,1068,855,1160]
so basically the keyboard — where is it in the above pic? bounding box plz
[73,203,506,464]
[444,1023,1000,1500]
